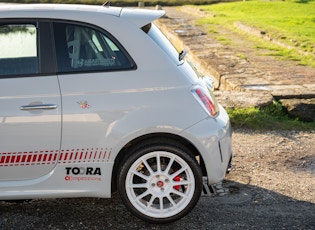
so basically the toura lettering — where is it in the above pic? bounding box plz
[65,167,101,175]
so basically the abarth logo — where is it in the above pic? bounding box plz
[78,101,91,109]
[65,167,101,175]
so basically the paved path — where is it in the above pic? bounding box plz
[155,7,315,114]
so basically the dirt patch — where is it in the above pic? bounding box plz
[227,129,315,204]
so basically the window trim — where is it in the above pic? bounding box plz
[38,20,58,75]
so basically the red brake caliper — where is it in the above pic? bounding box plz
[173,175,180,190]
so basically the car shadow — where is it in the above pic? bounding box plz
[0,180,314,229]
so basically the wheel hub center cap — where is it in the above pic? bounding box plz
[156,181,164,188]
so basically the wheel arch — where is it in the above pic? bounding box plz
[111,132,207,193]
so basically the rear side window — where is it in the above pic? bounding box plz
[0,24,38,77]
[53,22,135,73]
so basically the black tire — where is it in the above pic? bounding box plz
[117,139,203,223]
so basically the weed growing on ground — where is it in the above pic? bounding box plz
[227,101,315,130]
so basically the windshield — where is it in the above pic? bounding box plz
[143,23,184,66]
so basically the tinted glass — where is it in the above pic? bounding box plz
[0,24,38,76]
[53,22,135,73]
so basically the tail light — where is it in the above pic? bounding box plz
[192,86,219,117]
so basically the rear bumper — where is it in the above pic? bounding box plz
[181,106,233,185]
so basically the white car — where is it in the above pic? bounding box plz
[0,4,232,223]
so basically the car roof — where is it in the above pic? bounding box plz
[0,4,165,27]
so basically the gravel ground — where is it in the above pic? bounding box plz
[1,128,314,229]
[229,129,315,203]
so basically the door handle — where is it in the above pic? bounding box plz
[20,104,58,111]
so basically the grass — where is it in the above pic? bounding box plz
[216,36,232,45]
[227,101,315,130]
[236,53,247,60]
[196,0,315,67]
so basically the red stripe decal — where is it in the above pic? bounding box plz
[0,148,112,167]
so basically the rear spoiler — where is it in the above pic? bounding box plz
[120,8,165,27]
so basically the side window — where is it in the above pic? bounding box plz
[53,22,135,73]
[0,24,38,77]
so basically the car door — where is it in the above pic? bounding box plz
[52,21,136,159]
[0,22,62,181]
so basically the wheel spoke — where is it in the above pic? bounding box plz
[164,155,175,174]
[156,152,161,173]
[135,189,150,201]
[146,195,156,211]
[141,157,154,176]
[131,168,149,181]
[172,179,193,187]
[166,194,177,207]
[171,188,188,198]
[128,183,148,189]
[171,166,187,178]
[159,197,163,212]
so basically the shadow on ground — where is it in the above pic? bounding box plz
[1,180,314,229]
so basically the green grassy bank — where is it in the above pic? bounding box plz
[196,0,315,68]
